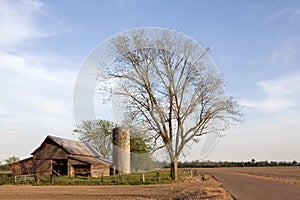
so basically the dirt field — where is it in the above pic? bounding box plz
[200,166,300,185]
[0,174,233,200]
[200,167,300,200]
[2,167,298,199]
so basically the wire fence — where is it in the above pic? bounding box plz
[1,168,204,186]
[44,171,176,185]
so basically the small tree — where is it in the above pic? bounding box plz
[99,29,242,180]
[130,129,154,172]
[5,156,19,169]
[74,119,153,167]
[74,119,116,160]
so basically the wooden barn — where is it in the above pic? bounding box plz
[12,135,111,177]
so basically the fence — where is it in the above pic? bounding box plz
[15,174,35,184]
[48,169,196,185]
[5,169,202,185]
[49,172,168,185]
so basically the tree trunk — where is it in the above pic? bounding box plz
[170,157,178,181]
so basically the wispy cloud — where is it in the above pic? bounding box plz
[0,52,77,134]
[0,0,78,160]
[269,8,300,20]
[267,37,300,67]
[240,72,300,113]
[214,70,300,161]
[0,0,49,49]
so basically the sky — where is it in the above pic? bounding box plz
[1,0,300,163]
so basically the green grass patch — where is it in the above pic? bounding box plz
[3,169,193,186]
[34,169,190,186]
[0,171,14,185]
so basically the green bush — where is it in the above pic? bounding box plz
[0,171,14,185]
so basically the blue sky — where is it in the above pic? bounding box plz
[1,0,300,162]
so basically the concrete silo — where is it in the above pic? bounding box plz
[113,128,130,175]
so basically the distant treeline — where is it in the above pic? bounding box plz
[0,164,10,171]
[178,159,299,168]
[2,160,299,172]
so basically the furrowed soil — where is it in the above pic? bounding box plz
[0,174,233,200]
[201,167,300,200]
[201,166,300,185]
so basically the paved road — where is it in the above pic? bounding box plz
[202,170,300,200]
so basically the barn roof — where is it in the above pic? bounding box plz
[12,156,33,166]
[31,135,104,158]
[69,155,111,165]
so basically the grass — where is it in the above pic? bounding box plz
[2,169,198,186]
[0,171,14,185]
[1,170,11,174]
[34,169,191,186]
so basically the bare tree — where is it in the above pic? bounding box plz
[98,29,242,180]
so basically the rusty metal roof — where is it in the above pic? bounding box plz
[69,155,112,165]
[12,157,33,165]
[32,135,104,158]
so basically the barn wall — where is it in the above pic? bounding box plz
[33,140,68,160]
[68,158,89,177]
[33,160,52,176]
[68,164,74,177]
[68,158,88,166]
[12,158,34,176]
[91,164,109,177]
[68,158,110,177]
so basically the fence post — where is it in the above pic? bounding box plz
[1,166,3,184]
[35,174,40,184]
[101,174,104,184]
[50,175,53,184]
[157,172,161,182]
[117,174,122,183]
[142,173,145,182]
